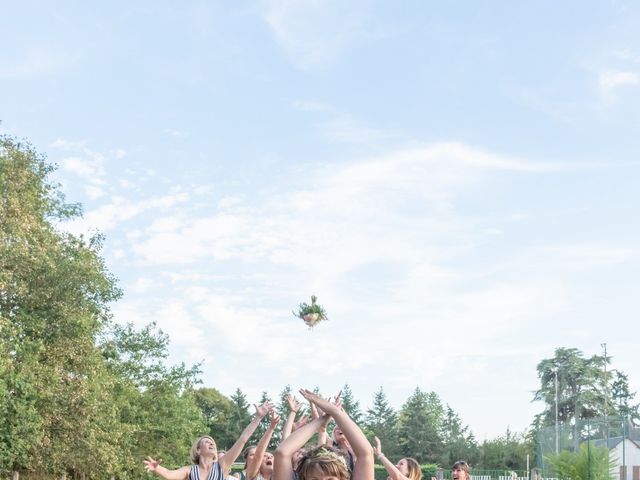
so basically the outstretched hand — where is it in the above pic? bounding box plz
[287,394,300,413]
[373,436,382,456]
[269,411,282,429]
[254,401,275,418]
[292,415,309,432]
[144,457,161,473]
[299,389,341,415]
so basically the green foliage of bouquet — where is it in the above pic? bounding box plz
[293,295,328,328]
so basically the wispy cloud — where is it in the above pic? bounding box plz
[262,0,371,71]
[599,69,639,93]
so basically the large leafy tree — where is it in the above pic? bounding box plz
[478,428,531,470]
[1,136,205,479]
[533,347,605,452]
[194,387,235,449]
[533,347,639,451]
[0,136,123,476]
[100,321,205,478]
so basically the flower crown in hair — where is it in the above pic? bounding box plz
[312,447,348,468]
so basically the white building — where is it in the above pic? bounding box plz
[593,436,640,480]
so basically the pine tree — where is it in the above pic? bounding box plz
[364,386,398,457]
[341,383,363,424]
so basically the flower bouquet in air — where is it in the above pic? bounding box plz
[293,295,328,328]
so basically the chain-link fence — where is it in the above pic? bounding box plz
[536,416,640,479]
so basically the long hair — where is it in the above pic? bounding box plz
[243,445,257,468]
[402,458,422,480]
[191,436,216,464]
[296,446,350,480]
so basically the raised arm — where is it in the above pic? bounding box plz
[309,402,328,446]
[219,401,274,472]
[299,389,373,480]
[246,411,281,480]
[143,457,191,480]
[373,437,408,480]
[274,414,331,480]
[281,394,301,441]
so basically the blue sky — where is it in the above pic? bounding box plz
[2,1,640,440]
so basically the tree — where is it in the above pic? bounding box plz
[194,388,235,449]
[397,388,445,463]
[250,391,274,447]
[1,136,206,480]
[533,348,608,450]
[546,443,615,480]
[1,135,122,477]
[610,371,640,424]
[228,388,252,443]
[364,387,398,457]
[341,383,363,424]
[100,321,205,478]
[441,406,479,467]
[478,428,531,470]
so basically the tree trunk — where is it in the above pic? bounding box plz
[12,472,19,480]
[573,401,580,452]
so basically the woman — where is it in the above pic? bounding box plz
[144,401,274,480]
[273,389,373,480]
[450,461,470,480]
[373,436,422,480]
[246,411,281,480]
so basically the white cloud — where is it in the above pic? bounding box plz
[262,0,371,71]
[61,156,105,180]
[599,70,639,89]
[61,192,191,235]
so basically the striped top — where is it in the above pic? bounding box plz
[189,463,223,480]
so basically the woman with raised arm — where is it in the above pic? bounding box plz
[246,411,281,480]
[144,401,274,480]
[274,389,373,480]
[373,436,422,480]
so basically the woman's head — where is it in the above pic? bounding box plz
[296,446,350,480]
[260,452,275,475]
[243,446,257,468]
[451,461,470,480]
[396,458,422,480]
[191,436,217,464]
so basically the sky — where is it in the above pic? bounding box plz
[2,1,640,440]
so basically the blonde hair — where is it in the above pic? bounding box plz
[296,446,350,480]
[402,458,422,480]
[191,436,215,464]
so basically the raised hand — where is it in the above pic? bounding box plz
[254,401,275,418]
[287,394,300,413]
[299,389,341,415]
[144,457,162,472]
[269,411,281,429]
[310,401,320,420]
[292,415,309,432]
[373,436,383,456]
